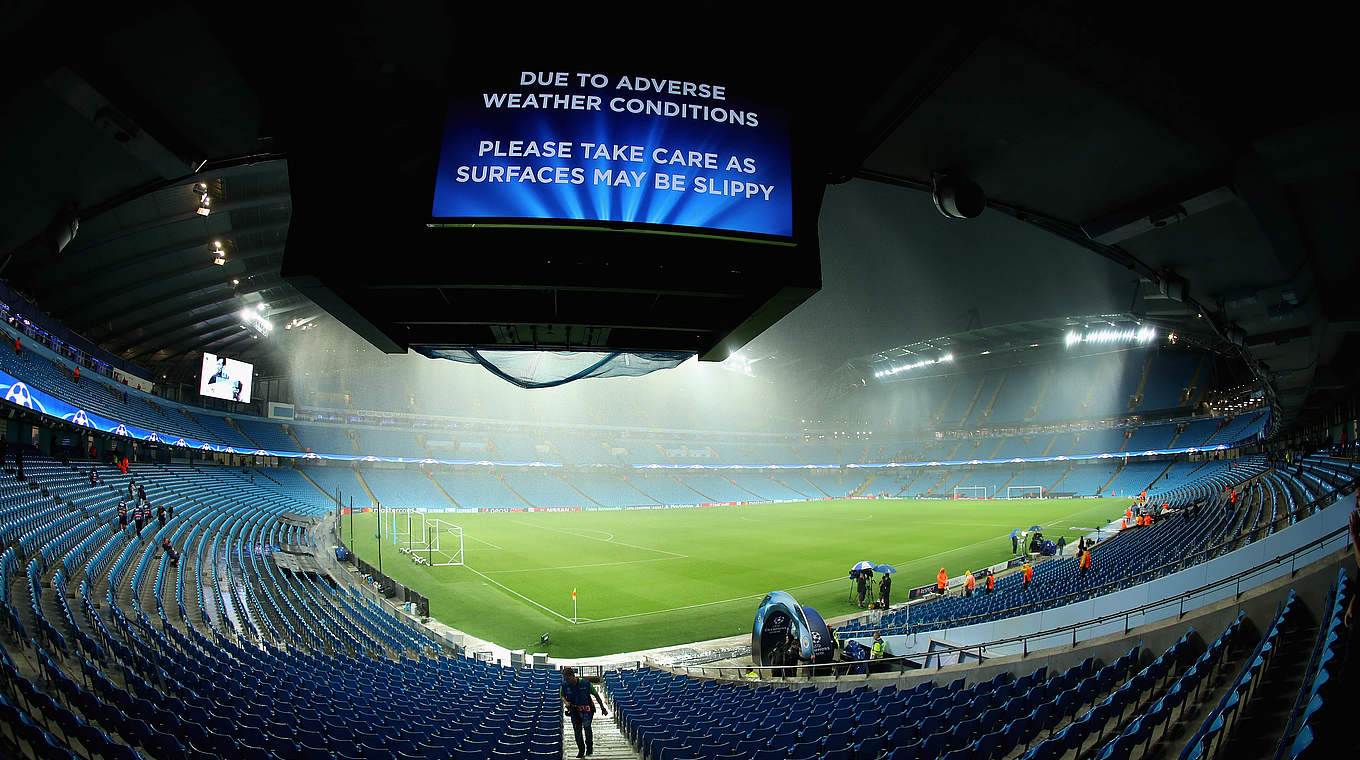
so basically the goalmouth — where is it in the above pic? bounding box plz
[1006,485,1045,500]
[392,510,465,567]
[952,486,988,500]
[426,520,465,566]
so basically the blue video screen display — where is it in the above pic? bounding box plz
[431,70,793,239]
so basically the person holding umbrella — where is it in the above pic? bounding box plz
[851,561,875,607]
[877,565,894,607]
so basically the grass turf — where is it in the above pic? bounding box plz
[343,497,1125,658]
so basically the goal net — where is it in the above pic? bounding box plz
[426,519,464,567]
[953,486,988,500]
[389,508,419,545]
[1007,485,1045,500]
[393,514,464,566]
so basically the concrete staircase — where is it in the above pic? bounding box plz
[567,691,639,760]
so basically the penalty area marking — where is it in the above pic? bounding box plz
[485,555,687,574]
[508,518,687,558]
[459,564,575,623]
[465,535,505,550]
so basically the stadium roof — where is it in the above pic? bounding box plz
[0,5,1353,426]
[857,313,1233,377]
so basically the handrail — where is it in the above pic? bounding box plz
[839,469,1349,638]
[662,518,1352,681]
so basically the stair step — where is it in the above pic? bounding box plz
[564,693,640,760]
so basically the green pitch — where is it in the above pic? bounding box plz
[343,498,1124,658]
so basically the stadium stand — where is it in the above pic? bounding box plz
[300,466,373,507]
[603,610,1286,760]
[360,468,451,508]
[234,419,300,451]
[835,456,1333,639]
[290,424,356,455]
[436,470,530,509]
[353,427,427,459]
[0,451,572,760]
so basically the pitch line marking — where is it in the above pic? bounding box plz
[574,503,1111,626]
[507,518,687,558]
[459,564,575,623]
[485,556,688,574]
[466,535,505,550]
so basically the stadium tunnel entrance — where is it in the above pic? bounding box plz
[751,590,833,666]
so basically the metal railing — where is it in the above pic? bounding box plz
[660,516,1352,682]
[839,469,1351,638]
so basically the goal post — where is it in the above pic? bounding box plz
[392,513,464,566]
[953,486,988,500]
[1006,485,1045,500]
[426,519,464,567]
[389,508,420,546]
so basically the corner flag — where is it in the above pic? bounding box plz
[572,588,577,599]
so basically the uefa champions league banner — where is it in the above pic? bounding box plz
[1,366,1236,469]
[0,367,567,465]
[631,443,1234,470]
[431,70,793,239]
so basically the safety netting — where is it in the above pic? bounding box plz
[415,348,692,389]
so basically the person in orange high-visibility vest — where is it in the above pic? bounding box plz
[985,570,995,594]
[1021,562,1033,589]
[1079,549,1093,577]
[1121,516,1128,530]
[1125,505,1133,521]
[964,570,976,597]
[936,567,949,594]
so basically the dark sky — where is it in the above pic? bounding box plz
[744,179,1138,368]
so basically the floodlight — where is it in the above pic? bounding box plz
[1064,326,1157,348]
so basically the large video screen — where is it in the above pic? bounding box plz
[431,69,793,239]
[199,353,253,403]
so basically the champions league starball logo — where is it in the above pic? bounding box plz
[111,423,131,437]
[67,409,91,427]
[3,381,44,412]
[144,432,160,443]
